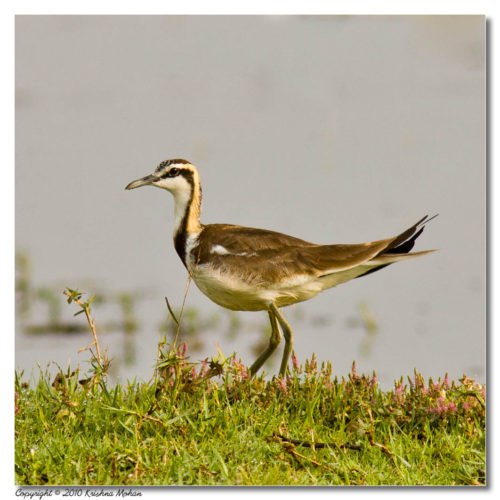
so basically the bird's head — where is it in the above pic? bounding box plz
[125,159,198,196]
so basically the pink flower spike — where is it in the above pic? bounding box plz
[291,351,299,371]
[200,360,208,376]
[447,401,457,413]
[177,342,187,357]
[278,377,287,393]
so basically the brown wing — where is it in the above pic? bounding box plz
[191,239,391,287]
[191,217,435,287]
[196,224,315,254]
[192,224,389,286]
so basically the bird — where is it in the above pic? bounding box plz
[125,159,436,377]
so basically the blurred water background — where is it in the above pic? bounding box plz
[15,15,485,388]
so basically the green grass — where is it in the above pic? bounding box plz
[15,345,486,486]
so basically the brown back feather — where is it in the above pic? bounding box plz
[190,217,434,287]
[192,224,392,286]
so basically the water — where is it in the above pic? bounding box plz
[15,15,486,388]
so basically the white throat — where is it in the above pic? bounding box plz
[172,187,192,235]
[165,173,202,237]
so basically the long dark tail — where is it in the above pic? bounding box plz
[355,214,438,279]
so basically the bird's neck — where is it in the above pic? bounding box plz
[172,178,202,267]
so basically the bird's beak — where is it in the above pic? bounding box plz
[125,174,159,190]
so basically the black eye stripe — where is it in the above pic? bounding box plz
[155,158,190,174]
[159,167,188,179]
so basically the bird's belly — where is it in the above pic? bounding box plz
[191,267,271,311]
[190,264,323,311]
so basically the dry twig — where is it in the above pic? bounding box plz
[63,289,104,372]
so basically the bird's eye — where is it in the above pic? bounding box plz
[169,168,179,177]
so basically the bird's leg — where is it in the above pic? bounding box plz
[270,304,294,377]
[249,310,282,376]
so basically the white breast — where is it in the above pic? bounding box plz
[189,261,325,311]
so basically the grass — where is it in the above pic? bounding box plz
[14,290,486,486]
[15,349,486,486]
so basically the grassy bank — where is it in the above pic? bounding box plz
[15,345,485,486]
[15,289,486,486]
